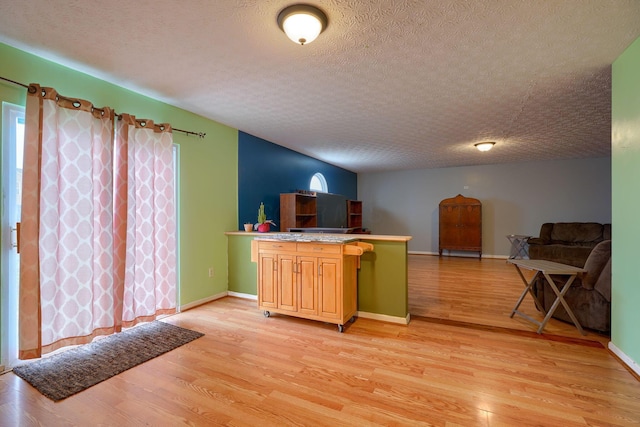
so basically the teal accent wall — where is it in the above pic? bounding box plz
[0,42,238,309]
[612,36,640,367]
[238,131,357,231]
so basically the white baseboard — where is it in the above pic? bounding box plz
[408,250,508,260]
[409,250,438,256]
[179,291,228,311]
[357,311,410,325]
[608,341,640,377]
[227,291,257,300]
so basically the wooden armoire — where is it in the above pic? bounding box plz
[438,194,482,258]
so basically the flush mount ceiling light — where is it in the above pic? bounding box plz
[474,142,496,152]
[277,4,328,45]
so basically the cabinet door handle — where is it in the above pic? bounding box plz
[318,264,322,276]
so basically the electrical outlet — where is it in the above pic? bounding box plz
[208,267,214,278]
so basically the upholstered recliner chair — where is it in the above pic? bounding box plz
[528,222,611,268]
[532,240,611,333]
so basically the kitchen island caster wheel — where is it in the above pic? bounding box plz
[338,324,344,333]
[349,316,356,323]
[263,311,271,318]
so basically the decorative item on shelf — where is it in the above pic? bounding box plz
[244,222,253,232]
[255,202,276,233]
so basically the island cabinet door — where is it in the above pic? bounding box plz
[258,253,278,309]
[298,256,318,316]
[277,254,297,312]
[318,257,342,320]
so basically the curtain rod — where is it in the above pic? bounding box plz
[0,76,206,139]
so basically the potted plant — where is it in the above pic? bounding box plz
[255,202,276,233]
[243,222,253,232]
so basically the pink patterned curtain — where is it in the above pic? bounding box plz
[115,114,176,327]
[19,85,176,359]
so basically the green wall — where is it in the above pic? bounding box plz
[357,239,408,318]
[227,234,258,295]
[0,42,238,307]
[612,37,640,367]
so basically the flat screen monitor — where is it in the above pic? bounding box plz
[316,193,347,228]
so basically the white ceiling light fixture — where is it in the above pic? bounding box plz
[277,4,328,45]
[474,142,496,152]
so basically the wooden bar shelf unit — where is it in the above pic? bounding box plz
[280,193,317,231]
[347,200,363,231]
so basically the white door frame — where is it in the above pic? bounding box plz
[1,102,25,369]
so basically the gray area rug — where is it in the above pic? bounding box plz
[12,321,204,401]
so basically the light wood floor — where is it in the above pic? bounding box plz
[1,256,639,426]
[408,254,611,345]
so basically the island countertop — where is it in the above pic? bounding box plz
[225,231,412,242]
[253,233,358,244]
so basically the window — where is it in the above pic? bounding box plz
[310,172,328,193]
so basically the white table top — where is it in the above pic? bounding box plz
[507,258,586,274]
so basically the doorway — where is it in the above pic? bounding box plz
[1,102,24,370]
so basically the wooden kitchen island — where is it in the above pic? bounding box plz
[227,232,411,325]
[250,234,373,332]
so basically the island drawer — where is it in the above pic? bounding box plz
[257,241,298,252]
[296,242,342,254]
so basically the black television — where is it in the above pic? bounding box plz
[316,193,348,228]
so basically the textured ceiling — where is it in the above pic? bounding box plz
[1,0,640,173]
